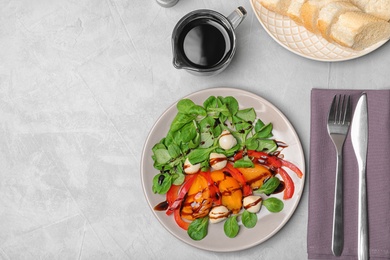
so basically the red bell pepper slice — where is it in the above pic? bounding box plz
[174,207,190,230]
[280,158,303,179]
[224,163,252,196]
[277,168,294,200]
[166,184,181,216]
[167,174,197,213]
[233,150,244,161]
[247,150,282,169]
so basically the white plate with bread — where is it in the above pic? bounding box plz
[250,0,390,61]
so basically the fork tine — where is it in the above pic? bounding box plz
[344,95,352,124]
[328,95,337,123]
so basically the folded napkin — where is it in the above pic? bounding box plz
[308,89,390,260]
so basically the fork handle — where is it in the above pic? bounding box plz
[332,153,343,256]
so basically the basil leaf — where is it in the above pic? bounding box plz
[263,197,284,213]
[256,177,280,195]
[224,215,239,238]
[188,217,209,241]
[242,210,257,228]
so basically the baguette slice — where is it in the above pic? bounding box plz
[330,11,390,50]
[317,1,361,41]
[350,0,390,21]
[287,0,307,24]
[300,0,347,33]
[260,0,292,16]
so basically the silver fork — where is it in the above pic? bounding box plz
[327,94,352,256]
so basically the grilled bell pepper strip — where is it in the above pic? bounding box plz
[276,168,294,199]
[174,206,190,230]
[247,150,303,178]
[280,158,303,178]
[224,163,252,196]
[167,174,197,213]
[166,184,181,216]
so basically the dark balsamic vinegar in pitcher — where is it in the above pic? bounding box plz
[178,19,232,68]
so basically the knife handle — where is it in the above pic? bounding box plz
[332,153,343,256]
[358,164,369,260]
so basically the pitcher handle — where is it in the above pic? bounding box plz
[227,6,247,29]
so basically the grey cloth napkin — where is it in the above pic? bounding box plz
[308,89,390,260]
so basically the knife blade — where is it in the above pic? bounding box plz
[351,93,369,260]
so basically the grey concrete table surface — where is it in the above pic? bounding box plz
[1,0,389,259]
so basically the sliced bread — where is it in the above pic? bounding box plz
[300,0,347,33]
[259,0,292,16]
[317,1,361,41]
[330,11,390,50]
[350,0,390,21]
[287,0,307,24]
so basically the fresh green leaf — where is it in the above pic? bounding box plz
[170,113,196,132]
[152,173,172,194]
[236,108,256,123]
[180,121,197,143]
[221,96,239,115]
[263,197,284,213]
[254,123,273,138]
[199,116,215,132]
[242,210,257,228]
[233,157,254,168]
[255,177,280,195]
[203,96,217,110]
[257,139,278,152]
[254,119,265,132]
[188,217,209,241]
[153,148,171,164]
[187,147,215,165]
[189,105,206,117]
[172,171,185,185]
[188,132,201,149]
[199,132,214,148]
[177,99,196,114]
[167,143,181,158]
[224,215,240,238]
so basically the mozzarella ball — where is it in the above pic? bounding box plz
[219,130,237,150]
[243,195,262,213]
[209,152,227,170]
[209,205,230,224]
[184,158,200,174]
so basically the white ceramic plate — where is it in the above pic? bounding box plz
[250,0,388,62]
[141,88,305,252]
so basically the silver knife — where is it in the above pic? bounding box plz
[351,93,369,260]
